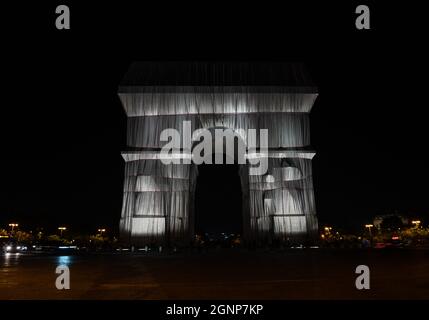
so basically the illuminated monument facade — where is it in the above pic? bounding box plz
[119,62,318,246]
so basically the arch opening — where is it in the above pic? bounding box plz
[194,163,243,242]
[192,130,245,245]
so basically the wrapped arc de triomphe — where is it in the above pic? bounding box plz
[118,62,319,246]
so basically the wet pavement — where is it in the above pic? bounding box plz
[1,249,428,299]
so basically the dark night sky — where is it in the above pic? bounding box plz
[1,2,428,234]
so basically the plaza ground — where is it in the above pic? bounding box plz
[1,248,428,299]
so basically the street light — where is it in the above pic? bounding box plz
[365,224,374,240]
[9,223,19,232]
[412,220,421,228]
[58,227,67,237]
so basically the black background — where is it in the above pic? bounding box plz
[1,1,428,236]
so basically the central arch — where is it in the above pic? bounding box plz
[194,163,243,238]
[190,126,248,242]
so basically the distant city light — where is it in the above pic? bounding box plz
[365,224,374,240]
[411,220,421,226]
[8,223,19,231]
[58,227,67,237]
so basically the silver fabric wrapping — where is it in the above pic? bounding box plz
[119,86,318,245]
[127,113,310,148]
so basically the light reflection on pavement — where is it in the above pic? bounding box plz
[1,249,428,299]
